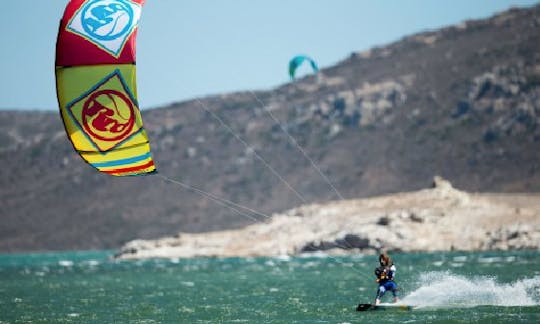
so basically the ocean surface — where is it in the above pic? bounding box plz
[0,250,538,323]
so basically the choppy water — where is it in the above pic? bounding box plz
[0,250,538,323]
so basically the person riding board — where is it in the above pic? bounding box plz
[374,253,399,305]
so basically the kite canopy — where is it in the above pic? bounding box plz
[288,55,319,80]
[55,0,156,176]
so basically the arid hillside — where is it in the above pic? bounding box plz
[1,5,539,252]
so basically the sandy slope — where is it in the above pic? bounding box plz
[116,177,540,260]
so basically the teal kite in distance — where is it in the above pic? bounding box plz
[288,55,318,80]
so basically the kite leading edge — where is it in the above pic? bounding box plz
[55,0,156,176]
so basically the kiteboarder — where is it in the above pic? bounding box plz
[374,253,399,305]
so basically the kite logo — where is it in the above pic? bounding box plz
[82,90,135,142]
[67,0,142,57]
[67,70,142,152]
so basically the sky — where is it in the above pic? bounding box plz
[0,0,538,111]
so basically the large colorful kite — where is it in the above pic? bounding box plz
[55,0,156,176]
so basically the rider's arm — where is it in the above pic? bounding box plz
[386,265,396,280]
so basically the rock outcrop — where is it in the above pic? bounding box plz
[115,177,540,260]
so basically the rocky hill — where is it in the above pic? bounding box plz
[115,177,540,259]
[1,5,539,252]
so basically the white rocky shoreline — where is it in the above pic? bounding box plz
[115,177,540,260]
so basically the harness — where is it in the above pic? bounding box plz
[374,265,394,283]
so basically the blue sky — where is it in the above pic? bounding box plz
[1,0,538,110]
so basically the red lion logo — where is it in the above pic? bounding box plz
[82,90,135,142]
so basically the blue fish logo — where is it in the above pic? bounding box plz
[67,0,142,57]
[82,0,134,41]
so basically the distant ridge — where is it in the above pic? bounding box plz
[1,5,539,252]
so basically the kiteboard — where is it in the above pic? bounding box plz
[356,303,414,312]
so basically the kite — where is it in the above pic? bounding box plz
[55,0,156,176]
[288,55,319,80]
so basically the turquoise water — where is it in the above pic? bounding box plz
[0,250,538,323]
